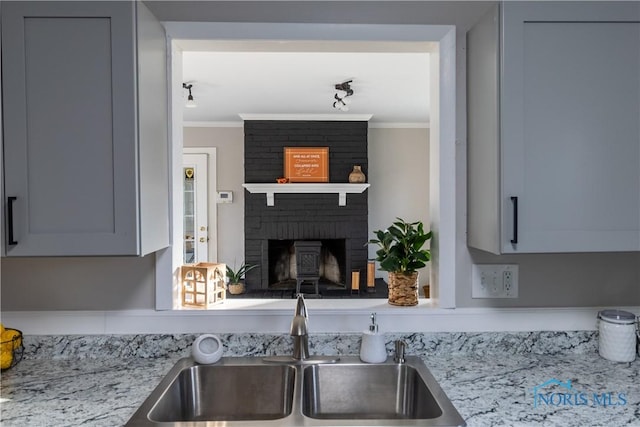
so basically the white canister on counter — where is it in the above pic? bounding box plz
[192,334,224,364]
[598,309,637,363]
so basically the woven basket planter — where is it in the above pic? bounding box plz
[227,282,245,295]
[387,271,419,306]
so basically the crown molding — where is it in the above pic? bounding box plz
[182,119,429,128]
[369,122,429,129]
[183,121,243,128]
[238,113,373,121]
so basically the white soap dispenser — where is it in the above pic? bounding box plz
[359,313,387,363]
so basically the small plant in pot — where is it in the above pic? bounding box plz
[367,218,432,306]
[226,263,257,295]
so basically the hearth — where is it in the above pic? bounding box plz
[268,239,347,293]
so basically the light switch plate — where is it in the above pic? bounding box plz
[472,264,518,299]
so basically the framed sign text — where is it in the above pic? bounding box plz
[283,147,329,182]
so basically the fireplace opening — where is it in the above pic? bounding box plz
[268,239,346,290]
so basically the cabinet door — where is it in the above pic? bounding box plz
[2,1,139,256]
[501,2,640,253]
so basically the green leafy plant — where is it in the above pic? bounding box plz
[366,218,432,273]
[226,262,257,284]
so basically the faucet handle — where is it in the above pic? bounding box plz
[394,340,406,364]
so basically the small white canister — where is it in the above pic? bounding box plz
[598,309,637,363]
[192,334,224,364]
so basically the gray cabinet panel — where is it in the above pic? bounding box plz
[466,4,500,254]
[137,1,171,255]
[468,1,640,254]
[512,22,640,252]
[2,1,168,256]
[24,17,115,234]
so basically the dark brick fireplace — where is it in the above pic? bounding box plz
[244,120,368,295]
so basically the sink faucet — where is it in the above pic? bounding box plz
[394,340,406,364]
[263,293,338,364]
[290,294,310,360]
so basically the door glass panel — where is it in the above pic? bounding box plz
[183,167,196,263]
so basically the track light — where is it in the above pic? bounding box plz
[335,89,348,99]
[182,83,197,108]
[333,94,349,111]
[335,80,354,97]
[332,80,353,111]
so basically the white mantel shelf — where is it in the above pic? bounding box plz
[242,183,370,206]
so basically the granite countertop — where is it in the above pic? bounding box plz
[1,332,639,426]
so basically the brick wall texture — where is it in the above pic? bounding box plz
[244,120,369,291]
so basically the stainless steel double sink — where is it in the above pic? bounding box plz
[126,356,466,426]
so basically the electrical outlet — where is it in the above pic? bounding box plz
[472,264,518,298]
[503,270,514,295]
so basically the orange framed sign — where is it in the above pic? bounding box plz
[284,147,329,182]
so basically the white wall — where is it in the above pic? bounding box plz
[368,128,430,281]
[463,250,640,308]
[1,255,155,310]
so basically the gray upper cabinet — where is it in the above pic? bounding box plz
[2,1,169,256]
[468,2,640,254]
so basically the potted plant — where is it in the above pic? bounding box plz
[367,218,432,306]
[226,262,257,295]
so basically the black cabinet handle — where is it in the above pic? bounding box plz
[7,196,17,245]
[510,196,518,245]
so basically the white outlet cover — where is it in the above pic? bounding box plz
[471,264,519,299]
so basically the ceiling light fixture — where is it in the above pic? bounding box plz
[333,80,353,112]
[182,83,197,108]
